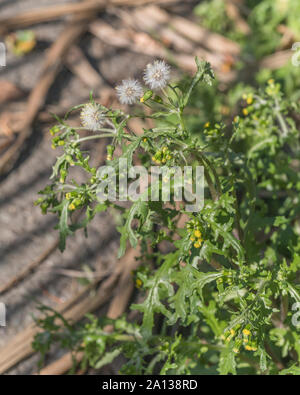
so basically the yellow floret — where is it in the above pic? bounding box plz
[136,278,142,288]
[194,230,202,238]
[243,329,251,336]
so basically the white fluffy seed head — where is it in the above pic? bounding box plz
[116,79,144,105]
[143,60,171,90]
[80,103,105,132]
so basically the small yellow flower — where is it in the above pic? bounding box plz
[194,241,201,248]
[230,329,235,336]
[245,345,252,351]
[234,116,239,123]
[243,329,251,336]
[242,93,247,100]
[190,236,195,241]
[66,193,71,200]
[204,122,210,128]
[140,97,145,103]
[194,230,202,238]
[233,348,239,354]
[243,108,248,116]
[247,97,253,105]
[136,278,142,288]
[143,138,147,142]
[68,203,76,211]
[243,338,249,344]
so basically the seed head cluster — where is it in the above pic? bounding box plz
[143,60,171,90]
[115,60,171,105]
[116,79,143,105]
[80,103,105,132]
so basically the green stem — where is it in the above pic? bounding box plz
[75,133,114,144]
[274,98,289,138]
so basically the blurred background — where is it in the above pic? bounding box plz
[0,0,299,374]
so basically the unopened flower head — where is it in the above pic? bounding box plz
[143,60,171,90]
[116,79,143,105]
[80,102,105,132]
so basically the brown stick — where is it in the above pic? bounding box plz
[0,0,180,34]
[64,45,104,89]
[0,239,59,295]
[117,5,240,55]
[36,352,85,375]
[260,50,292,70]
[0,247,139,374]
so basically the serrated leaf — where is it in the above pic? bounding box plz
[218,346,236,375]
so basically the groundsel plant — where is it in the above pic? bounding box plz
[34,59,300,375]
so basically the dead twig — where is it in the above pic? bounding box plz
[64,45,104,89]
[0,239,59,295]
[260,50,292,70]
[0,247,139,374]
[0,0,180,35]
